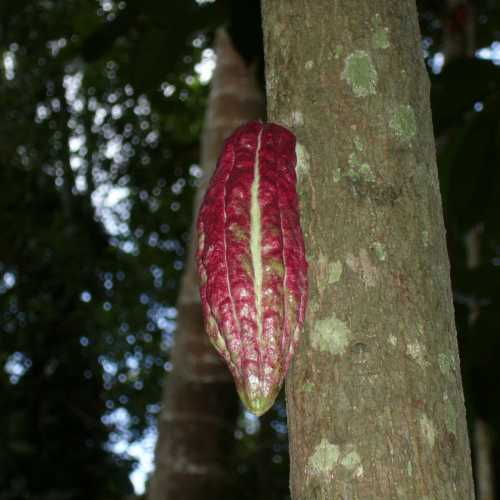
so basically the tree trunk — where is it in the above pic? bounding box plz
[443,0,476,60]
[147,28,264,500]
[261,1,475,498]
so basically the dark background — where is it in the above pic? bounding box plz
[1,0,499,498]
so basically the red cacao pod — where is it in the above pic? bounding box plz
[196,121,308,416]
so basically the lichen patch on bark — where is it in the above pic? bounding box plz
[308,439,363,478]
[328,260,343,284]
[340,450,363,477]
[313,314,351,355]
[303,382,315,393]
[372,14,390,49]
[444,395,458,436]
[407,461,413,477]
[422,230,430,247]
[308,299,320,316]
[308,439,340,474]
[341,50,378,97]
[406,342,428,368]
[333,168,342,183]
[346,249,377,288]
[371,241,386,261]
[295,142,310,182]
[353,136,364,152]
[438,353,456,378]
[348,152,375,183]
[291,110,304,126]
[419,413,437,448]
[317,254,343,289]
[389,104,417,141]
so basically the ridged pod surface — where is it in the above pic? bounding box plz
[196,121,308,416]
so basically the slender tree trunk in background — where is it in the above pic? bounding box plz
[474,419,495,500]
[443,0,476,60]
[464,223,494,500]
[442,4,494,497]
[262,0,475,498]
[147,28,264,500]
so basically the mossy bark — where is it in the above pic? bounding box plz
[261,1,475,498]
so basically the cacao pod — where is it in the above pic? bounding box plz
[196,121,308,416]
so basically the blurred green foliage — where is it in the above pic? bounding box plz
[1,0,500,498]
[0,0,212,497]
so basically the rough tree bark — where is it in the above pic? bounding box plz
[147,28,264,500]
[261,1,475,498]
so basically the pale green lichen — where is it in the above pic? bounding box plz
[372,14,390,49]
[438,353,455,378]
[407,461,413,477]
[341,450,362,471]
[419,413,436,448]
[334,45,343,60]
[305,60,314,71]
[372,242,386,261]
[422,230,430,247]
[353,136,364,152]
[388,335,398,346]
[313,314,351,355]
[389,104,417,141]
[341,448,364,478]
[308,300,320,315]
[348,152,375,183]
[291,110,304,127]
[295,142,310,182]
[308,440,363,478]
[445,396,457,436]
[341,50,378,97]
[308,439,339,473]
[328,260,343,284]
[406,342,427,368]
[303,382,315,393]
[333,168,342,183]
